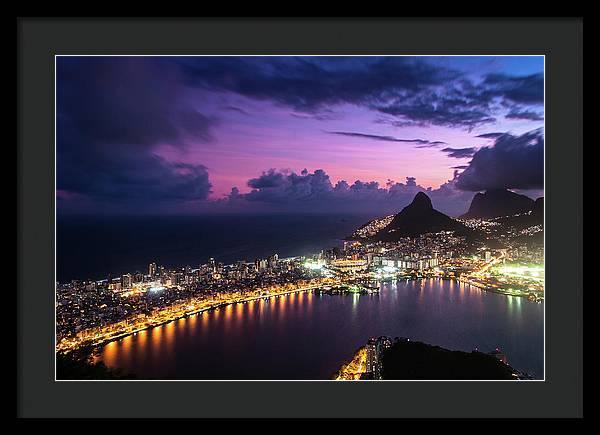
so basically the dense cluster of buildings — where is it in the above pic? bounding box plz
[305,230,473,278]
[351,215,394,239]
[56,254,317,341]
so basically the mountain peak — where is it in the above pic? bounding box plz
[371,191,470,241]
[461,189,534,219]
[410,192,433,210]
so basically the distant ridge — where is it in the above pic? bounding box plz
[374,192,471,241]
[495,196,544,231]
[461,189,535,219]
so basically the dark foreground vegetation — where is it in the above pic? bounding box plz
[381,340,519,380]
[56,351,136,380]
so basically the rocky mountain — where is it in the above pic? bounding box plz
[461,189,535,219]
[374,192,471,241]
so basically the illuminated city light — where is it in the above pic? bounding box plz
[303,261,324,270]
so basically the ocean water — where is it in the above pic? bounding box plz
[56,214,375,282]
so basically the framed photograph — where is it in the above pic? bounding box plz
[18,17,583,419]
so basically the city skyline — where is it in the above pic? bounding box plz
[56,56,544,217]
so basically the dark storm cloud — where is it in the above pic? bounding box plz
[372,73,542,130]
[505,109,544,121]
[57,57,215,206]
[175,56,456,112]
[58,57,218,148]
[327,131,444,145]
[441,147,477,158]
[373,84,498,130]
[483,73,544,104]
[59,149,211,201]
[173,57,542,129]
[450,165,469,170]
[455,129,544,191]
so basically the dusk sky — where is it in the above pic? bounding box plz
[56,56,544,216]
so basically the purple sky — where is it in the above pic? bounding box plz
[56,56,544,216]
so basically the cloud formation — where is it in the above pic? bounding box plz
[483,73,544,104]
[224,168,475,216]
[174,57,543,130]
[176,57,453,112]
[327,131,445,146]
[455,129,544,191]
[441,147,477,158]
[505,109,544,121]
[57,57,214,206]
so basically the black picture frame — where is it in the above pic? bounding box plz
[17,17,583,418]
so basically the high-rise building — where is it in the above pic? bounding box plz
[208,258,217,273]
[323,247,341,261]
[149,262,157,278]
[254,258,265,272]
[365,338,378,375]
[375,336,393,379]
[267,254,279,269]
[121,273,133,289]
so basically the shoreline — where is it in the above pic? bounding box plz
[456,276,544,301]
[59,284,322,355]
[60,276,542,356]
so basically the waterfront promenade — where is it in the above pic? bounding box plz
[57,280,329,353]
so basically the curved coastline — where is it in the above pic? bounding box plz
[58,285,321,354]
[61,276,542,357]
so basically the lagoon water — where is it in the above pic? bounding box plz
[98,278,544,380]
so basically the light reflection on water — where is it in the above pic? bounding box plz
[98,279,544,380]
